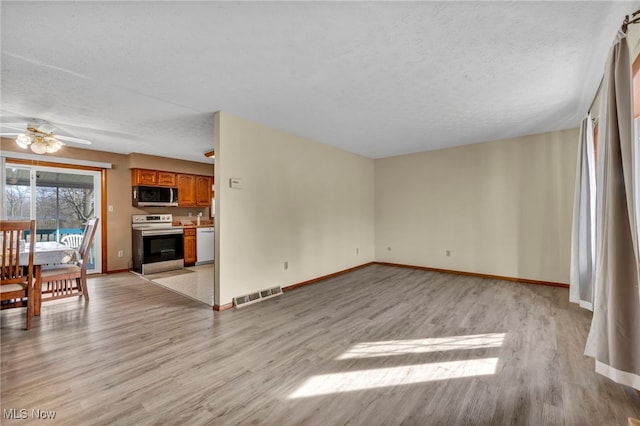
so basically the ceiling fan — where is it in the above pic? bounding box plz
[0,118,92,154]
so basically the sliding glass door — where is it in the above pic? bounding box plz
[4,164,102,273]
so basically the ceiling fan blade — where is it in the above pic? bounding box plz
[1,124,27,132]
[53,122,134,139]
[55,135,92,145]
[2,115,97,146]
[0,115,30,125]
[2,118,64,134]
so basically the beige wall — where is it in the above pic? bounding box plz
[1,138,213,272]
[214,112,375,305]
[374,128,579,284]
[3,122,579,300]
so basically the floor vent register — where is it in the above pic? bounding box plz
[233,286,283,308]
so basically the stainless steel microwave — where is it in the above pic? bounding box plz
[132,186,179,207]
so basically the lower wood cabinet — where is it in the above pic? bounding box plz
[184,228,196,266]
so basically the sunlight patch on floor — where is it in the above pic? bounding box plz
[336,333,506,360]
[288,357,499,398]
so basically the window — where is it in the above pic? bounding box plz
[3,162,103,274]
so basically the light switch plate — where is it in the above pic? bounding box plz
[230,178,243,189]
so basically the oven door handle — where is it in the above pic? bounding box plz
[140,229,184,236]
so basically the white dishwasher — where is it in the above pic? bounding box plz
[196,227,214,265]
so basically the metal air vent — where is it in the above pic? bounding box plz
[233,286,283,308]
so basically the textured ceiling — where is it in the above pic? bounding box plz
[1,1,639,164]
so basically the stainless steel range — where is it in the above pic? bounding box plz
[132,214,184,275]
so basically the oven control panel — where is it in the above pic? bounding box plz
[132,214,173,224]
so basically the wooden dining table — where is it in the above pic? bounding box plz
[18,241,78,315]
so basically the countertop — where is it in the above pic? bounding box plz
[174,220,214,229]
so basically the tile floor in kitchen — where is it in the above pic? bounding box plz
[142,264,214,306]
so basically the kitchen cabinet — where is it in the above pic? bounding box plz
[178,174,211,207]
[131,169,176,187]
[131,168,212,208]
[196,176,212,206]
[177,174,196,206]
[183,228,197,266]
[131,168,157,185]
[157,171,177,186]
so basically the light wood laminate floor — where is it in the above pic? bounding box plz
[1,265,639,425]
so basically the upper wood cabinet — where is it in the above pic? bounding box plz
[131,169,176,187]
[177,174,196,206]
[132,168,212,207]
[196,176,212,206]
[177,174,212,207]
[131,169,157,186]
[157,171,177,187]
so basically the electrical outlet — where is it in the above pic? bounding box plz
[284,261,288,270]
[387,247,391,251]
[108,205,114,212]
[446,250,451,257]
[118,250,124,257]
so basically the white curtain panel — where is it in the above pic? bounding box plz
[585,30,640,390]
[569,114,596,310]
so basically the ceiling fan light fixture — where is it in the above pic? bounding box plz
[30,141,47,154]
[15,127,65,155]
[49,141,63,153]
[5,119,93,155]
[15,133,32,149]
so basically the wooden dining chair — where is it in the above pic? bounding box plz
[1,220,36,330]
[40,217,99,303]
